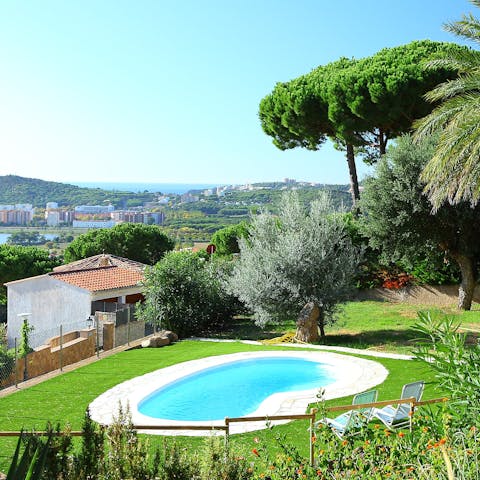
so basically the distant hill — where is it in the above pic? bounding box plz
[0,175,156,208]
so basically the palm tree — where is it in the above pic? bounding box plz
[415,1,480,210]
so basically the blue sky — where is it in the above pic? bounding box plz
[0,0,474,186]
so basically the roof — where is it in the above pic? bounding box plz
[50,266,144,292]
[53,254,146,273]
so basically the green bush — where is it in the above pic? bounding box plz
[137,251,240,337]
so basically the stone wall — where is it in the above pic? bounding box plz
[355,284,480,307]
[1,328,96,387]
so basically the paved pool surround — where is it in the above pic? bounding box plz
[89,349,388,435]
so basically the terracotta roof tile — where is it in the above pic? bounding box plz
[50,266,144,292]
[53,254,146,273]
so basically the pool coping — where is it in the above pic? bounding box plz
[89,348,389,435]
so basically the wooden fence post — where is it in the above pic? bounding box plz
[309,408,317,467]
[59,324,63,372]
[224,417,230,447]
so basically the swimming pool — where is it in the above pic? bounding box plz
[138,356,336,421]
[89,350,388,434]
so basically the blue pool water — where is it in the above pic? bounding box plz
[138,357,335,421]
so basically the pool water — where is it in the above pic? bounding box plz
[138,356,335,421]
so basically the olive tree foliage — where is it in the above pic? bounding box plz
[360,134,480,310]
[228,192,361,337]
[64,223,174,265]
[136,251,238,338]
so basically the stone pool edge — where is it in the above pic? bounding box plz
[89,347,391,435]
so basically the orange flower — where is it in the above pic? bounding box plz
[384,430,392,437]
[252,448,260,457]
[439,438,447,445]
[398,432,405,438]
[311,434,317,443]
[374,424,381,429]
[342,440,348,446]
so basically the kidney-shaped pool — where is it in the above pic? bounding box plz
[89,349,388,434]
[138,356,335,421]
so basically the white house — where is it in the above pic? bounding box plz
[6,254,146,348]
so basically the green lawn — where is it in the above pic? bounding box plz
[0,337,441,472]
[217,300,480,354]
[1,299,471,472]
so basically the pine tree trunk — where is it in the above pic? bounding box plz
[346,143,360,206]
[451,252,476,310]
[379,130,388,155]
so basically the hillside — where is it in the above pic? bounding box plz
[0,175,156,208]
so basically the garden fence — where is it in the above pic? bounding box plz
[0,397,449,468]
[0,312,149,391]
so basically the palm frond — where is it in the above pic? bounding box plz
[444,14,480,45]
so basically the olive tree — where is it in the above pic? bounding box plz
[228,192,361,339]
[361,134,480,310]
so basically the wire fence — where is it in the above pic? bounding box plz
[0,308,150,391]
[28,320,89,350]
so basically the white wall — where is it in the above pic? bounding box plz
[7,276,92,348]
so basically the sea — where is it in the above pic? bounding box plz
[71,182,221,194]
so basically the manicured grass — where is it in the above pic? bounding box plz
[0,339,440,472]
[218,300,480,353]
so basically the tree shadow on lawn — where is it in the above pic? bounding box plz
[206,317,422,350]
[205,316,295,341]
[319,328,421,350]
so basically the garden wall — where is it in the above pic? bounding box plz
[1,328,96,388]
[356,284,480,307]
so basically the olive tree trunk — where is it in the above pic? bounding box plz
[295,302,320,343]
[450,252,476,310]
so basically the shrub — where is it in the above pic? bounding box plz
[200,437,253,480]
[413,311,480,428]
[137,251,240,337]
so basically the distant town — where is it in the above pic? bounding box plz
[0,178,349,228]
